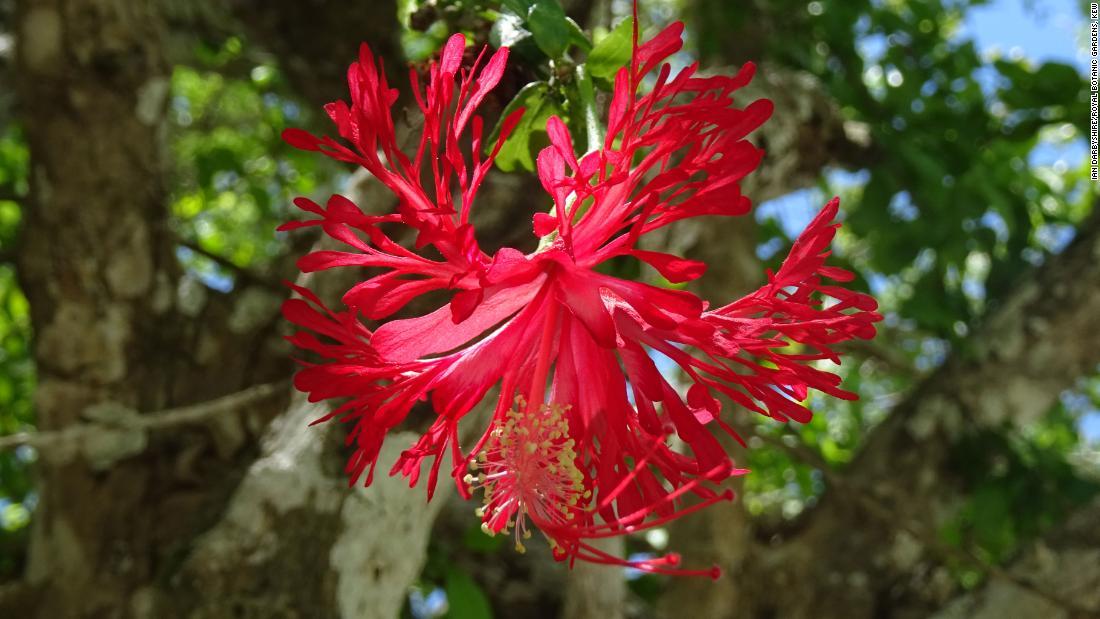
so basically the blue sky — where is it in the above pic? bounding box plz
[963,0,1084,68]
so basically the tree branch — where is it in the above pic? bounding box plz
[0,381,287,453]
[735,63,875,203]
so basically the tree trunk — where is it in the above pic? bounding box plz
[12,1,271,614]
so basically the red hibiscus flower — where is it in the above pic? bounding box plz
[280,17,880,576]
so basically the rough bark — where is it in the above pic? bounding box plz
[177,391,445,619]
[743,64,873,204]
[162,167,450,619]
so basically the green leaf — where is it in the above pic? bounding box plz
[490,81,559,172]
[445,568,493,619]
[565,17,592,52]
[586,17,633,79]
[490,12,532,49]
[527,0,571,59]
[402,20,449,62]
[573,64,601,152]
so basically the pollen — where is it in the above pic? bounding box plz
[467,396,591,552]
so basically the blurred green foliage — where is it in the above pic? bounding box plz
[0,123,32,579]
[169,36,340,284]
[709,0,1094,345]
